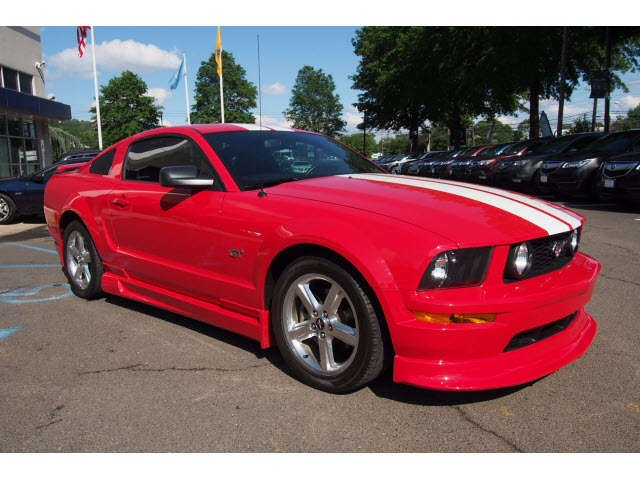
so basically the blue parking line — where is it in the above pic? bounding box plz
[0,324,23,341]
[5,242,58,255]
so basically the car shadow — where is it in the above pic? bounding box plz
[104,294,537,404]
[365,370,537,406]
[103,294,286,367]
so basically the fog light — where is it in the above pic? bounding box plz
[413,311,496,324]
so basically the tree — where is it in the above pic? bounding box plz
[338,133,378,157]
[473,118,515,145]
[191,50,257,124]
[571,114,592,133]
[55,119,99,149]
[284,66,346,136]
[613,104,640,131]
[49,127,85,161]
[351,27,522,150]
[91,70,162,146]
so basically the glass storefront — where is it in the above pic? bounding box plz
[0,113,40,177]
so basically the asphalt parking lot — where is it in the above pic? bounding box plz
[1,201,639,453]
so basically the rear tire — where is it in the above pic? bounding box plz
[0,193,17,224]
[271,256,386,393]
[62,220,104,299]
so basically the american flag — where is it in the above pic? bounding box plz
[77,26,91,58]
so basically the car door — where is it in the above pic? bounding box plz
[105,134,227,301]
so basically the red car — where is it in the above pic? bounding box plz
[44,124,600,393]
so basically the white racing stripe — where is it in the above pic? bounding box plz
[430,178,582,230]
[346,174,574,235]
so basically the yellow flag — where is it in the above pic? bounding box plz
[215,26,222,77]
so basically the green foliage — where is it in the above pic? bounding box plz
[91,70,162,146]
[473,118,515,145]
[49,127,86,161]
[351,27,522,149]
[381,134,411,155]
[338,133,378,156]
[614,104,640,131]
[571,114,593,133]
[54,119,99,149]
[191,50,257,124]
[284,66,346,137]
[351,27,640,143]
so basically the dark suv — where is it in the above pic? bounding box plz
[539,130,640,199]
[495,133,603,193]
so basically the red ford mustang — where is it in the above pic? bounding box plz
[44,124,600,393]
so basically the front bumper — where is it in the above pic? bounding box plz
[377,248,600,391]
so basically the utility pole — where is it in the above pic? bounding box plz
[592,98,598,132]
[604,27,612,133]
[557,27,569,137]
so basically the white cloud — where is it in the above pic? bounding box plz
[258,115,293,130]
[343,105,363,133]
[614,94,640,112]
[46,39,181,80]
[160,118,172,127]
[262,83,286,95]
[146,88,172,107]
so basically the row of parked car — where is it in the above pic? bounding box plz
[374,129,640,204]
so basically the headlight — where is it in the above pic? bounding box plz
[512,159,530,166]
[419,247,493,290]
[562,159,592,168]
[570,228,580,252]
[476,159,495,166]
[505,242,532,279]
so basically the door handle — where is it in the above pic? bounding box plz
[112,196,129,207]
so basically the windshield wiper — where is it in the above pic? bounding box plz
[244,177,300,190]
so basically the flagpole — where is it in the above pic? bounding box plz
[90,26,103,149]
[219,76,225,124]
[183,51,191,125]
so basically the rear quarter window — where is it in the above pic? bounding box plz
[89,149,116,175]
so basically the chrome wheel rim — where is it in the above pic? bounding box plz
[66,231,92,289]
[0,198,9,221]
[282,273,359,376]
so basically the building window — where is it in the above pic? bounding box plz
[0,65,33,94]
[0,114,41,177]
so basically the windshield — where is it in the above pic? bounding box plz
[534,136,582,155]
[501,142,529,156]
[481,143,512,156]
[204,131,386,191]
[587,131,640,153]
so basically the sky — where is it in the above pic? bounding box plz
[13,3,640,142]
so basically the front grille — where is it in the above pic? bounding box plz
[503,312,578,352]
[498,160,512,170]
[603,161,639,178]
[504,230,578,283]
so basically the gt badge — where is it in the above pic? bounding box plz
[229,249,244,259]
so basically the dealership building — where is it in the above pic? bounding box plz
[0,26,72,178]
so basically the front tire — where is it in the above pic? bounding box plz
[272,256,386,393]
[62,220,104,299]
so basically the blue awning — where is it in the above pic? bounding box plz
[0,87,71,120]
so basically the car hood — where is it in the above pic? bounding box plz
[270,174,583,247]
[545,150,614,164]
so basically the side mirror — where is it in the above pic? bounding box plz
[31,173,45,183]
[159,165,214,188]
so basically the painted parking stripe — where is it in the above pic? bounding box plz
[347,174,572,235]
[0,324,22,341]
[427,178,582,230]
[5,243,58,255]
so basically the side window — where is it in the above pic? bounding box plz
[630,138,640,152]
[123,136,219,188]
[571,136,597,151]
[89,149,116,175]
